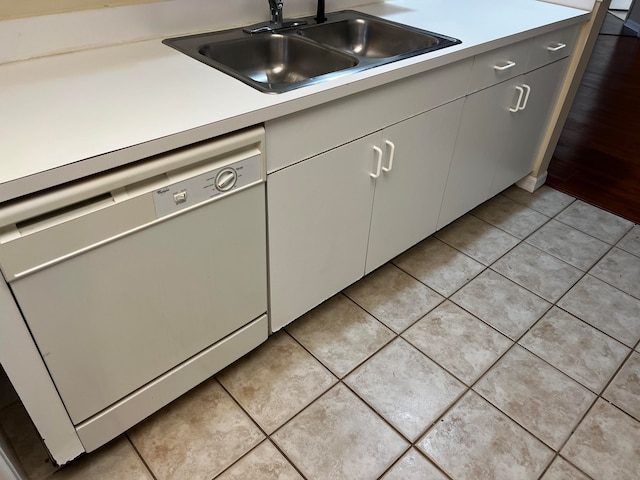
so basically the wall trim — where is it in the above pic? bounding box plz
[517,171,549,192]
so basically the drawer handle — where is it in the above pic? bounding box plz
[509,86,525,112]
[382,140,395,173]
[519,84,531,111]
[547,42,567,52]
[370,146,383,178]
[494,60,516,71]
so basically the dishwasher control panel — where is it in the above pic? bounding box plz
[153,154,261,218]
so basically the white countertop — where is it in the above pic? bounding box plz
[0,0,588,203]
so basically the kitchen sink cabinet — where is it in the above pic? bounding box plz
[365,98,464,274]
[268,24,579,331]
[268,99,464,331]
[267,134,378,332]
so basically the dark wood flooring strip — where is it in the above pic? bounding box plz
[547,32,640,224]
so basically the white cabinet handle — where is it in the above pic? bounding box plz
[509,86,524,112]
[370,146,383,178]
[519,84,531,111]
[494,60,516,71]
[547,42,566,52]
[382,140,395,173]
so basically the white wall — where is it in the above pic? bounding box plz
[0,0,384,64]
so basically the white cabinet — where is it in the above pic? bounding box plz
[267,134,378,332]
[268,99,464,331]
[490,59,569,197]
[366,99,464,273]
[438,25,577,229]
[266,24,580,330]
[438,75,524,228]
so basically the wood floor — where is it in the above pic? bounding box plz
[547,18,640,224]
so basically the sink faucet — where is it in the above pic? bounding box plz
[316,0,327,23]
[268,0,284,28]
[244,0,307,33]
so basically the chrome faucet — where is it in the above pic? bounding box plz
[268,0,284,28]
[244,0,307,33]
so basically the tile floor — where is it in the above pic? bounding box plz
[2,186,640,480]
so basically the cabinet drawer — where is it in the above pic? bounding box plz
[467,40,530,93]
[526,24,579,71]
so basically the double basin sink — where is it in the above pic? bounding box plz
[163,10,461,93]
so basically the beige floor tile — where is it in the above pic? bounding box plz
[216,332,336,433]
[526,220,610,270]
[215,441,303,480]
[562,399,640,480]
[617,225,640,257]
[540,457,590,480]
[590,247,640,299]
[286,294,394,377]
[501,185,574,217]
[472,194,550,239]
[393,237,485,297]
[451,270,551,339]
[474,346,595,449]
[345,338,465,441]
[555,200,633,244]
[603,351,640,420]
[128,379,264,480]
[492,243,583,302]
[520,307,629,392]
[50,437,151,480]
[381,449,448,480]
[272,383,408,480]
[558,275,640,347]
[344,264,444,333]
[418,391,553,480]
[403,300,512,385]
[0,402,57,480]
[435,215,519,265]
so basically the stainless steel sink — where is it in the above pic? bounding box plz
[198,34,357,89]
[297,17,440,58]
[163,10,461,93]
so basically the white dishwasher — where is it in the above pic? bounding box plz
[0,126,268,452]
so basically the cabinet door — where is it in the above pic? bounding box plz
[438,76,524,229]
[366,98,464,274]
[267,133,381,332]
[490,58,569,196]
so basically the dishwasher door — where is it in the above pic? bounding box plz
[0,127,267,427]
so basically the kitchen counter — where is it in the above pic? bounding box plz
[0,0,593,466]
[0,0,589,204]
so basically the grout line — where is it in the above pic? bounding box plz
[124,434,159,480]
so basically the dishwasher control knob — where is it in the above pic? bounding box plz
[215,168,237,192]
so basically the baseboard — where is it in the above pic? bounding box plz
[516,171,548,192]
